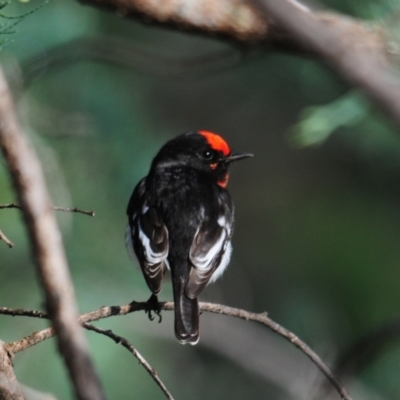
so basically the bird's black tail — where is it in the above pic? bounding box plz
[171,271,199,345]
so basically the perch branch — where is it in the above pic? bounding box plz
[0,64,105,400]
[83,323,174,400]
[0,305,173,399]
[3,301,351,400]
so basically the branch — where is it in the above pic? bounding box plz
[0,64,105,400]
[0,203,95,217]
[78,0,269,42]
[83,323,174,400]
[3,301,352,400]
[0,306,173,399]
[198,303,352,400]
[77,0,400,130]
[0,307,48,318]
[0,228,14,248]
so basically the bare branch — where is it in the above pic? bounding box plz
[3,301,351,400]
[83,323,174,400]
[197,303,352,400]
[0,228,14,248]
[78,0,269,42]
[0,65,105,400]
[76,0,400,130]
[52,206,95,217]
[0,307,48,318]
[5,302,151,354]
[0,203,95,217]
[0,203,20,210]
[0,306,173,399]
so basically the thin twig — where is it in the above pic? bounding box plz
[0,203,20,210]
[0,306,173,399]
[0,307,47,318]
[2,301,351,400]
[52,206,95,217]
[0,203,95,217]
[83,323,174,400]
[0,64,105,400]
[0,229,14,248]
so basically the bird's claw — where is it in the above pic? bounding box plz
[145,294,162,323]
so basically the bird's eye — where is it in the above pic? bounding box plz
[202,150,214,160]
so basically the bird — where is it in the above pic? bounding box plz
[126,130,252,344]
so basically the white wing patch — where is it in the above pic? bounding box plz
[138,219,168,265]
[190,228,227,271]
[209,241,232,283]
[186,190,234,300]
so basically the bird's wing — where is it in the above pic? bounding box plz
[186,191,234,299]
[126,179,169,295]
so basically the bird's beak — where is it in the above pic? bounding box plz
[221,152,253,164]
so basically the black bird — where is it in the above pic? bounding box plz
[126,130,252,344]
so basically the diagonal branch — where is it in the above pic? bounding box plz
[0,64,105,400]
[2,301,352,400]
[83,323,174,400]
[0,306,173,399]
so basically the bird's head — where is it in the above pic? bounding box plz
[151,130,253,188]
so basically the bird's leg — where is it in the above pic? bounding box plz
[145,294,162,323]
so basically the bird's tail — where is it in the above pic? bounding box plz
[171,271,199,345]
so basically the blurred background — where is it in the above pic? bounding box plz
[1,0,400,399]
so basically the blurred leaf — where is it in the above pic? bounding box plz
[289,92,368,147]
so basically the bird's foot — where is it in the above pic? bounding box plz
[145,294,162,323]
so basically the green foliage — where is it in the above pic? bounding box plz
[290,92,369,147]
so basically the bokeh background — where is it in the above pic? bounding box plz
[1,1,400,399]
